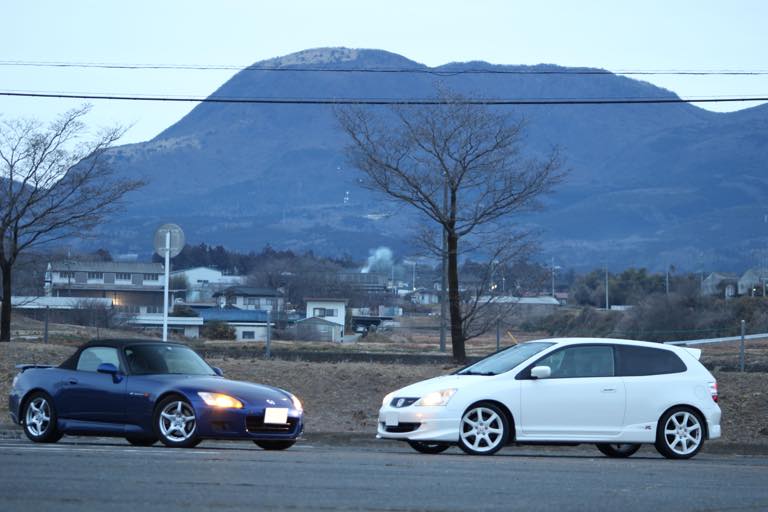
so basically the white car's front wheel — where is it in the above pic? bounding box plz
[458,402,510,455]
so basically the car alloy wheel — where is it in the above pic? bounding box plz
[458,403,509,455]
[156,397,198,447]
[23,393,61,443]
[407,441,450,454]
[595,443,642,458]
[656,407,705,459]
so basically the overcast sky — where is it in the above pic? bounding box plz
[1,0,766,143]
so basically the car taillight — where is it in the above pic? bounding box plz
[708,381,718,403]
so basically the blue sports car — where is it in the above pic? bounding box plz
[8,339,304,449]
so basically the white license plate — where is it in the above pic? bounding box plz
[385,413,399,427]
[264,407,289,424]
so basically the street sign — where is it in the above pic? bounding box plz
[153,223,185,258]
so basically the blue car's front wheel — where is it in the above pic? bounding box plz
[155,396,201,448]
[23,392,62,444]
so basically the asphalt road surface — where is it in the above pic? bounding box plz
[0,438,766,511]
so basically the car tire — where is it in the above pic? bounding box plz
[458,402,510,456]
[595,443,641,458]
[407,441,450,454]
[655,406,706,460]
[154,396,200,448]
[254,440,296,450]
[22,392,62,443]
[126,436,158,447]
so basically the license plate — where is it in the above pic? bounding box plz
[385,413,399,427]
[264,407,289,424]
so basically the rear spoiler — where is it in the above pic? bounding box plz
[680,348,702,361]
[15,364,54,372]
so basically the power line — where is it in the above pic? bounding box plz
[2,60,768,76]
[2,90,767,105]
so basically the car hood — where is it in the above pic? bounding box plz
[144,375,294,407]
[391,374,490,397]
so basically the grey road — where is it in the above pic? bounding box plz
[0,438,766,511]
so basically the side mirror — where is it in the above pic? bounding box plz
[97,362,123,383]
[212,367,224,377]
[97,362,119,375]
[530,365,551,380]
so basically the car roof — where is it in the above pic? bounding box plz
[59,339,189,370]
[80,338,186,349]
[526,337,680,351]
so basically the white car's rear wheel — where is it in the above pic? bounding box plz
[458,403,509,455]
[655,407,705,459]
[596,443,641,458]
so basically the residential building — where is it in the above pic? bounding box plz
[45,261,164,314]
[304,298,348,341]
[701,272,738,297]
[213,286,284,312]
[170,266,244,302]
[737,268,768,296]
[295,317,343,342]
[194,307,271,341]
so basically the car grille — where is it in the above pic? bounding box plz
[383,422,421,433]
[246,415,299,434]
[390,397,418,408]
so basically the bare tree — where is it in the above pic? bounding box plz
[337,92,564,362]
[0,106,144,341]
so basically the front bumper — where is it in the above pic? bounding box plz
[194,402,304,440]
[377,404,459,443]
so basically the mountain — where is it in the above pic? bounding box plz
[95,48,768,271]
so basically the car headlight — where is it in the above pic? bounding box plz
[382,392,396,407]
[290,394,303,412]
[197,392,243,409]
[415,389,457,406]
[11,374,19,389]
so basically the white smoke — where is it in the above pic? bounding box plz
[361,246,394,274]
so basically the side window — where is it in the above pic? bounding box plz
[616,345,687,376]
[536,345,614,378]
[76,347,120,372]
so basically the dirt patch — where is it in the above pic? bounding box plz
[1,341,766,446]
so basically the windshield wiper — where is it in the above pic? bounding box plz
[459,370,496,376]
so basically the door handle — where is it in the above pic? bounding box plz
[601,388,616,393]
[67,379,78,385]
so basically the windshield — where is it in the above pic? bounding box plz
[457,342,554,376]
[125,344,215,376]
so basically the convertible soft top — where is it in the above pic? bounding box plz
[59,339,186,370]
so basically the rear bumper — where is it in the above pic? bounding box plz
[705,407,722,440]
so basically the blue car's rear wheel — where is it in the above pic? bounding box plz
[155,396,200,448]
[254,440,296,450]
[23,392,62,443]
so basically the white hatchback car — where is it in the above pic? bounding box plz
[378,338,721,459]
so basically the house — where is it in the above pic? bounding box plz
[295,317,344,342]
[303,298,348,342]
[213,286,284,312]
[170,266,244,302]
[410,288,439,305]
[737,268,768,296]
[45,261,164,314]
[194,307,272,341]
[701,272,738,297]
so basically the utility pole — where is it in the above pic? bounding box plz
[604,266,609,310]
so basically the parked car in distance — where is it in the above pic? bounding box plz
[9,339,303,449]
[378,338,720,459]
